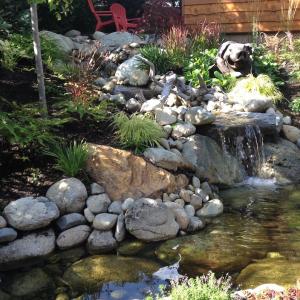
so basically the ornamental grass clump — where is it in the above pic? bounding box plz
[231,74,283,103]
[113,112,165,153]
[160,272,232,300]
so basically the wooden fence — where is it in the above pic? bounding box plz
[182,0,300,33]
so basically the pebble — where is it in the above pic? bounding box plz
[174,199,185,207]
[192,176,201,188]
[179,189,193,202]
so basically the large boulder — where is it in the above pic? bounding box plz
[125,198,179,241]
[63,255,160,293]
[143,148,192,171]
[236,258,300,289]
[0,229,56,270]
[259,138,300,184]
[4,196,59,231]
[40,31,74,54]
[115,55,149,86]
[86,144,188,201]
[46,178,88,214]
[182,135,246,186]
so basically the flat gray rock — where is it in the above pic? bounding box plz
[0,228,17,243]
[0,229,55,270]
[87,230,117,254]
[4,197,59,231]
[46,178,87,214]
[56,225,91,250]
[56,213,86,231]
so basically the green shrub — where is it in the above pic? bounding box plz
[44,140,88,177]
[140,45,172,74]
[184,48,218,87]
[159,272,231,300]
[289,97,300,112]
[253,45,284,87]
[0,103,69,147]
[211,71,237,92]
[113,112,165,153]
[231,74,283,103]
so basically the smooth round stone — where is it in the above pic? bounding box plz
[174,208,190,230]
[4,196,59,231]
[90,183,105,195]
[93,213,118,230]
[174,199,185,207]
[56,225,91,250]
[201,182,213,197]
[121,198,135,211]
[56,213,86,231]
[169,193,179,201]
[179,189,193,203]
[190,194,203,210]
[87,194,111,214]
[84,208,95,223]
[0,216,7,228]
[87,230,117,254]
[108,201,123,214]
[184,205,195,217]
[0,228,17,243]
[46,178,87,214]
[115,214,126,242]
[187,216,206,232]
[192,176,201,188]
[196,199,223,218]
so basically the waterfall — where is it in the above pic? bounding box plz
[218,125,265,177]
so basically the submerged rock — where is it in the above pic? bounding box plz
[86,144,188,201]
[0,229,56,270]
[63,255,160,293]
[236,258,300,289]
[182,134,245,186]
[4,196,59,231]
[125,198,179,241]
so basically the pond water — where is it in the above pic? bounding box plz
[1,183,299,300]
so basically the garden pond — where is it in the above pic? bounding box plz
[0,182,299,300]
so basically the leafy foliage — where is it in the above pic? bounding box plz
[158,272,231,300]
[113,112,164,153]
[211,71,237,92]
[0,102,69,147]
[231,74,284,103]
[289,97,300,112]
[44,140,88,176]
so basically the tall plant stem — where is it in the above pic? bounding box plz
[30,3,48,116]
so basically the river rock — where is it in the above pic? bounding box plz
[93,31,106,40]
[115,55,149,86]
[0,216,7,228]
[140,99,163,112]
[190,194,203,210]
[115,213,126,242]
[196,199,223,218]
[282,124,300,143]
[100,32,142,50]
[126,98,141,113]
[155,107,177,125]
[90,182,105,195]
[93,213,118,230]
[63,255,160,293]
[40,31,74,53]
[182,134,246,186]
[3,268,53,297]
[185,107,215,125]
[4,196,59,231]
[143,148,190,171]
[86,194,111,214]
[0,228,17,243]
[236,258,300,289]
[156,214,268,275]
[108,201,123,214]
[56,213,86,231]
[259,138,300,184]
[56,225,91,250]
[173,208,190,230]
[192,176,201,188]
[184,205,195,217]
[0,229,56,270]
[87,230,117,254]
[171,122,196,139]
[122,198,135,211]
[125,198,179,241]
[187,216,206,232]
[86,144,188,201]
[46,178,87,214]
[84,208,95,223]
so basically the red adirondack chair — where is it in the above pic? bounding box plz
[87,0,115,31]
[110,3,142,32]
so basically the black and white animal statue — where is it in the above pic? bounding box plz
[216,41,253,78]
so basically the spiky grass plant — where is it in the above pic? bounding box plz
[231,74,283,103]
[44,140,88,177]
[160,272,232,300]
[113,112,165,153]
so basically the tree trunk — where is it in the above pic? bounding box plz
[30,3,48,115]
